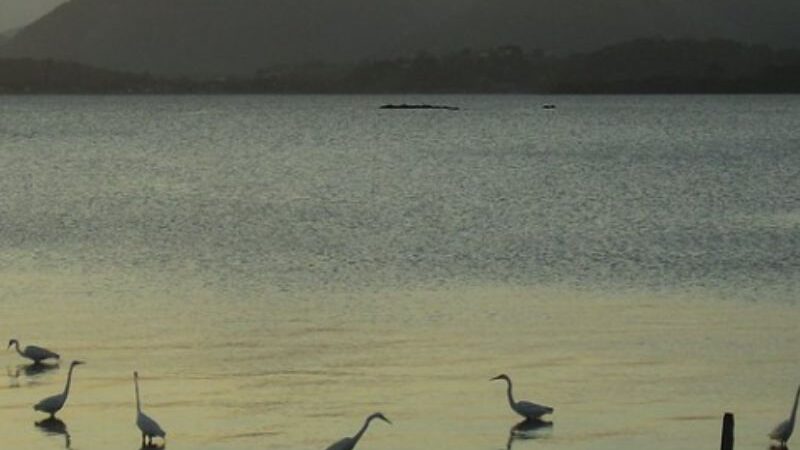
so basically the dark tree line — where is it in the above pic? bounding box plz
[3,38,800,94]
[0,58,186,94]
[333,38,800,93]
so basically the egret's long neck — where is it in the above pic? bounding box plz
[789,386,800,424]
[134,377,142,413]
[63,364,77,398]
[505,379,516,407]
[12,341,24,357]
[352,415,375,445]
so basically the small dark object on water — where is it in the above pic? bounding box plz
[380,103,460,111]
[542,104,556,109]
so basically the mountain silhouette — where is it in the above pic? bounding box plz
[1,0,798,77]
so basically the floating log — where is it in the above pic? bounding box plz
[379,103,460,111]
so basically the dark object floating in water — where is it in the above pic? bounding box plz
[542,104,556,109]
[380,104,460,111]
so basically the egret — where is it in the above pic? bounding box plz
[34,360,84,418]
[769,384,800,447]
[134,371,166,447]
[8,339,59,363]
[325,412,391,450]
[491,374,553,420]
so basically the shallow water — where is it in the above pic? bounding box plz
[0,94,798,450]
[1,285,797,450]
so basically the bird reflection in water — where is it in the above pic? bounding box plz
[7,362,59,388]
[20,362,60,377]
[506,418,553,450]
[35,417,71,449]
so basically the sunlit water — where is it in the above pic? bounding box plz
[0,95,798,450]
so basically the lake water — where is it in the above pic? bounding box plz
[0,94,798,450]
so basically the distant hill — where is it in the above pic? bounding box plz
[2,0,800,78]
[0,0,65,33]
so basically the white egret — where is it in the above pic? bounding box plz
[34,360,84,418]
[491,374,553,420]
[134,371,166,447]
[769,384,800,447]
[325,412,391,450]
[8,339,59,363]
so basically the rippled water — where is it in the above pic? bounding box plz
[0,94,798,450]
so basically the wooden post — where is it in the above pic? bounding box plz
[721,412,734,450]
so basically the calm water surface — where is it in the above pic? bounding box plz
[0,95,798,450]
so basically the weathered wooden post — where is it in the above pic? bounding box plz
[721,412,734,450]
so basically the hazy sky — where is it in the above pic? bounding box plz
[0,0,64,32]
